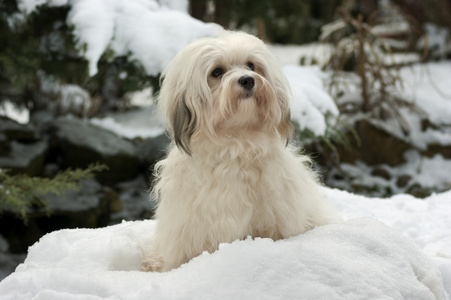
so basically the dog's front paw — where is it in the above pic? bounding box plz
[141,255,164,272]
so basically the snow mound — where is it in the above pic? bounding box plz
[0,218,446,299]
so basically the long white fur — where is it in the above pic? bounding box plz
[142,31,339,272]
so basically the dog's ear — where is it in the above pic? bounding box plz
[274,82,295,144]
[277,103,295,144]
[172,95,197,155]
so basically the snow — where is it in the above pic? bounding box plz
[328,189,451,298]
[90,106,164,140]
[18,0,221,76]
[331,150,451,196]
[283,65,339,136]
[399,61,451,126]
[38,71,93,117]
[267,43,333,67]
[16,0,335,138]
[421,23,450,59]
[353,61,451,150]
[0,102,29,124]
[0,189,450,299]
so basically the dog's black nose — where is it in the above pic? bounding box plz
[238,76,255,90]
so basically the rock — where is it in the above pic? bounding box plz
[0,133,10,155]
[43,178,103,213]
[0,215,44,253]
[406,184,434,199]
[41,178,114,229]
[0,140,47,176]
[371,167,391,180]
[424,144,451,159]
[0,235,26,281]
[134,133,170,167]
[111,176,156,223]
[50,117,140,185]
[339,119,411,166]
[0,116,40,142]
[396,175,412,188]
[0,178,116,253]
[0,117,47,176]
[102,188,123,214]
[29,110,55,128]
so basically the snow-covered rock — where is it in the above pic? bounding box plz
[0,218,447,299]
[18,0,221,76]
[36,72,99,118]
[283,65,339,136]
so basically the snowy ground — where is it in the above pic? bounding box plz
[0,189,450,299]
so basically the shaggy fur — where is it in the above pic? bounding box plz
[142,31,338,272]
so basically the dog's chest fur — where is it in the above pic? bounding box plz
[157,140,310,240]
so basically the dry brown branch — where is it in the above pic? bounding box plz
[320,6,429,136]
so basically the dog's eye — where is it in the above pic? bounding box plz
[211,68,224,78]
[247,62,254,71]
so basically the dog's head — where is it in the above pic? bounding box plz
[158,31,294,155]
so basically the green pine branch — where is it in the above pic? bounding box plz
[0,163,108,223]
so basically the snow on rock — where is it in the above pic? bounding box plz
[283,65,339,136]
[0,208,448,299]
[18,0,221,76]
[332,150,451,196]
[0,102,29,125]
[90,106,164,140]
[267,43,333,67]
[376,61,451,149]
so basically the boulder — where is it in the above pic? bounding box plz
[50,117,140,185]
[339,119,411,166]
[0,133,10,155]
[0,117,47,176]
[134,133,170,167]
[0,179,117,253]
[0,141,47,176]
[0,116,40,142]
[41,178,114,229]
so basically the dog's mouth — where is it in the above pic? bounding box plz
[240,90,254,99]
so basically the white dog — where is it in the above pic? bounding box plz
[142,31,338,272]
